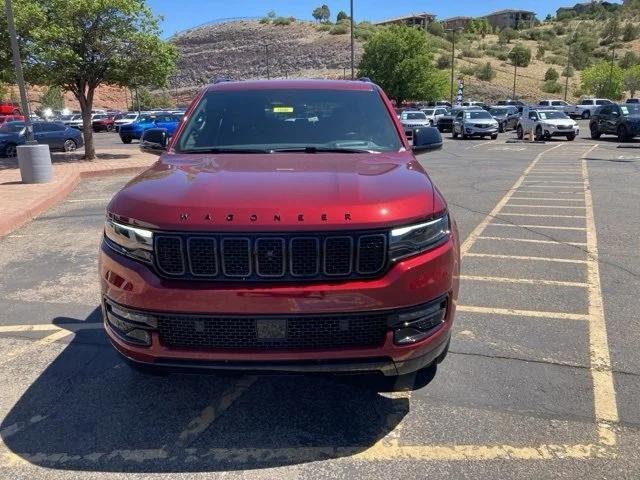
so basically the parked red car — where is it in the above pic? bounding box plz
[0,114,25,125]
[92,113,123,132]
[0,101,21,116]
[100,79,459,388]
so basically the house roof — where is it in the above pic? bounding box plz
[485,9,536,16]
[374,12,436,25]
[442,16,473,22]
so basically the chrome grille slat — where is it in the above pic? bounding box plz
[154,232,388,281]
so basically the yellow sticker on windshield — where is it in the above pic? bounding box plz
[273,106,294,113]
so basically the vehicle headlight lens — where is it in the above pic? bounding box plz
[104,218,153,263]
[388,213,451,261]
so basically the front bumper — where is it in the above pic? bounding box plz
[464,124,498,136]
[542,126,579,137]
[99,231,460,376]
[119,128,143,139]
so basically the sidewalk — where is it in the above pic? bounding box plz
[0,149,157,237]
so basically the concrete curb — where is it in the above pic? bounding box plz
[0,164,148,238]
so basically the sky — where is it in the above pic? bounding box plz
[147,0,621,37]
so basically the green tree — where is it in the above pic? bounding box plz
[427,21,444,37]
[544,67,559,81]
[580,61,624,99]
[312,4,331,23]
[1,0,176,160]
[0,83,8,100]
[39,86,64,110]
[336,11,348,22]
[358,25,448,104]
[477,18,491,39]
[436,54,451,69]
[131,88,174,111]
[562,65,575,79]
[542,80,563,93]
[498,27,518,44]
[624,65,640,98]
[601,15,620,45]
[508,43,532,67]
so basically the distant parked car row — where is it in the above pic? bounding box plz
[0,121,84,157]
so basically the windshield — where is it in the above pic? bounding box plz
[422,109,435,115]
[489,108,507,116]
[176,89,402,153]
[404,112,427,120]
[138,115,157,122]
[123,113,138,119]
[0,122,25,133]
[621,104,640,115]
[464,111,492,119]
[538,111,568,120]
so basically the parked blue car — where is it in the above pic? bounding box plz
[118,113,182,144]
[0,121,84,157]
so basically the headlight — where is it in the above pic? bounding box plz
[389,213,451,262]
[104,218,153,263]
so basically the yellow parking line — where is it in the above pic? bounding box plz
[460,143,565,257]
[0,329,73,366]
[522,185,585,189]
[0,324,60,333]
[465,253,587,264]
[460,275,588,287]
[457,305,589,320]
[581,152,619,447]
[505,204,586,209]
[477,236,587,247]
[499,213,586,219]
[523,181,584,184]
[516,190,584,194]
[490,223,586,231]
[510,197,585,202]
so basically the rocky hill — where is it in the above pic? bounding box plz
[169,20,363,101]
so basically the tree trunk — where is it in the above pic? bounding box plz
[75,84,96,160]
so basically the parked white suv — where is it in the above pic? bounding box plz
[420,107,449,126]
[566,98,613,119]
[538,99,570,111]
[517,106,579,141]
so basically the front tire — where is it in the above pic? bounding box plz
[617,125,629,142]
[491,133,498,140]
[452,129,458,139]
[376,363,438,392]
[582,110,591,119]
[566,133,576,141]
[63,139,77,152]
[121,137,132,144]
[517,125,524,140]
[535,126,543,141]
[4,143,17,158]
[498,122,504,133]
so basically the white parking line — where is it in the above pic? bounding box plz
[498,213,586,218]
[490,223,586,231]
[459,275,588,287]
[457,305,589,320]
[476,236,587,247]
[505,204,586,209]
[464,253,587,264]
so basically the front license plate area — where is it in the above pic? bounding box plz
[256,319,287,340]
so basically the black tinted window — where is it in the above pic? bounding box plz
[176,89,402,153]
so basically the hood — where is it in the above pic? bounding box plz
[108,152,439,232]
[402,119,430,125]
[542,118,575,125]
[466,118,495,124]
[625,114,640,121]
[491,113,507,119]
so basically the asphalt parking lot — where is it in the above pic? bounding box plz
[1,126,639,479]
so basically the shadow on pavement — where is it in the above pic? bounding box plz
[1,308,414,473]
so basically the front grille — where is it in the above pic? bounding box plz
[153,232,387,282]
[557,125,573,130]
[157,312,388,350]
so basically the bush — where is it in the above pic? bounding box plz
[498,27,519,44]
[619,51,639,69]
[554,24,566,35]
[475,62,496,81]
[316,23,331,32]
[544,67,559,81]
[546,54,566,66]
[329,23,349,35]
[436,54,451,69]
[354,21,377,41]
[542,80,563,93]
[273,17,292,26]
[428,21,444,37]
[497,52,508,61]
[536,45,546,60]
[508,43,532,67]
[461,47,482,58]
[259,17,270,24]
[623,22,639,42]
[459,64,476,76]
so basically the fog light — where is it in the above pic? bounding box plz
[104,300,155,346]
[392,300,447,345]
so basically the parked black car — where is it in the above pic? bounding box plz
[0,121,84,157]
[589,103,640,142]
[437,106,481,132]
[488,106,520,132]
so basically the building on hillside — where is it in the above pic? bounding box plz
[442,16,473,30]
[373,12,436,28]
[485,9,536,29]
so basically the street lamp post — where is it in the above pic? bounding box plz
[262,42,272,80]
[350,0,355,79]
[512,51,518,100]
[445,28,462,105]
[4,0,34,142]
[564,20,583,102]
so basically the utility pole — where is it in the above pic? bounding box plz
[262,42,272,80]
[512,51,518,100]
[343,66,347,80]
[445,28,462,105]
[608,43,616,98]
[5,0,34,142]
[350,0,355,79]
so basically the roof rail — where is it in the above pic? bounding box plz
[211,77,235,84]
[357,77,372,83]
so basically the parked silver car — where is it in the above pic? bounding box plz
[452,109,499,139]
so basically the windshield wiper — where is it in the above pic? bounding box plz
[270,146,374,154]
[178,148,270,154]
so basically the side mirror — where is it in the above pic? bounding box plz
[140,128,169,155]
[412,127,442,152]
